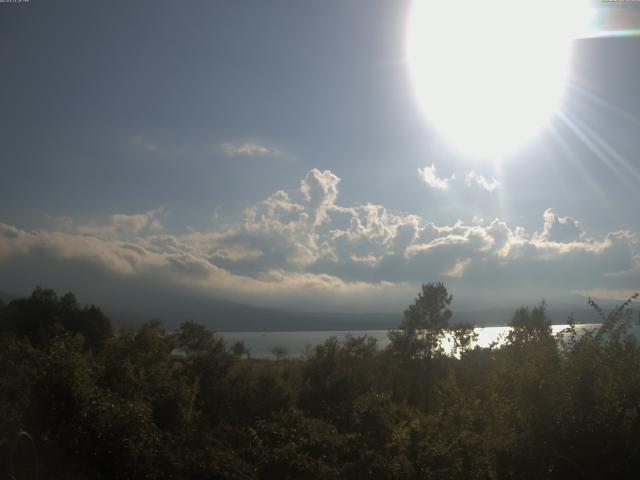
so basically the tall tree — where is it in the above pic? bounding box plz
[389,282,452,359]
[507,301,551,345]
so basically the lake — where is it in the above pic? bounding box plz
[220,324,604,359]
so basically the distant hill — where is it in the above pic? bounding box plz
[105,296,403,332]
[1,287,629,332]
[105,296,614,332]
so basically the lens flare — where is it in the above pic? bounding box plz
[579,4,640,39]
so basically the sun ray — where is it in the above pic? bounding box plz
[570,112,640,184]
[547,118,612,209]
[557,110,640,192]
[569,78,640,130]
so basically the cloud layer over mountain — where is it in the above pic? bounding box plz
[0,169,638,312]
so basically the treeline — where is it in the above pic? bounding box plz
[1,284,639,479]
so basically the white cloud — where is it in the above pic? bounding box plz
[535,208,585,243]
[1,169,639,311]
[0,221,404,312]
[129,136,286,160]
[443,258,472,278]
[464,171,500,192]
[72,208,165,239]
[417,164,455,190]
[221,141,283,158]
[300,168,340,226]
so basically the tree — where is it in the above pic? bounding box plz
[402,283,453,331]
[388,283,452,358]
[507,301,552,345]
[177,320,215,353]
[0,287,112,351]
[231,340,250,358]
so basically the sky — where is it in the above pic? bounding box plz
[1,0,639,315]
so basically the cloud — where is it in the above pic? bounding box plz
[571,288,640,302]
[70,209,165,239]
[300,168,340,226]
[535,208,585,243]
[443,258,472,278]
[1,169,639,311]
[128,136,287,161]
[211,207,222,223]
[129,135,160,152]
[221,142,283,158]
[417,167,500,194]
[417,164,455,190]
[0,220,403,313]
[464,171,500,192]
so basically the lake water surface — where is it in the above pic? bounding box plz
[220,324,604,358]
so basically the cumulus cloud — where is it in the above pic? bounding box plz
[535,208,585,243]
[221,141,283,158]
[300,168,341,226]
[417,164,455,190]
[1,169,638,311]
[464,171,500,192]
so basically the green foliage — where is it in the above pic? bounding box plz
[1,287,640,479]
[177,320,216,353]
[403,282,453,331]
[389,282,453,359]
[507,301,553,345]
[0,287,112,351]
[254,409,344,479]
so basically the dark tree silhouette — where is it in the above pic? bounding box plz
[507,301,552,344]
[402,282,453,331]
[0,287,112,351]
[176,320,216,352]
[231,340,250,358]
[1,287,639,479]
[389,282,453,358]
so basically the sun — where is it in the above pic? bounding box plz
[407,0,592,160]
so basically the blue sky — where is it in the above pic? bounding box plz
[1,0,639,314]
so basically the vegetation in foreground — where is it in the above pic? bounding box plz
[1,284,639,479]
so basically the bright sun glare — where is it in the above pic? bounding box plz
[408,0,593,160]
